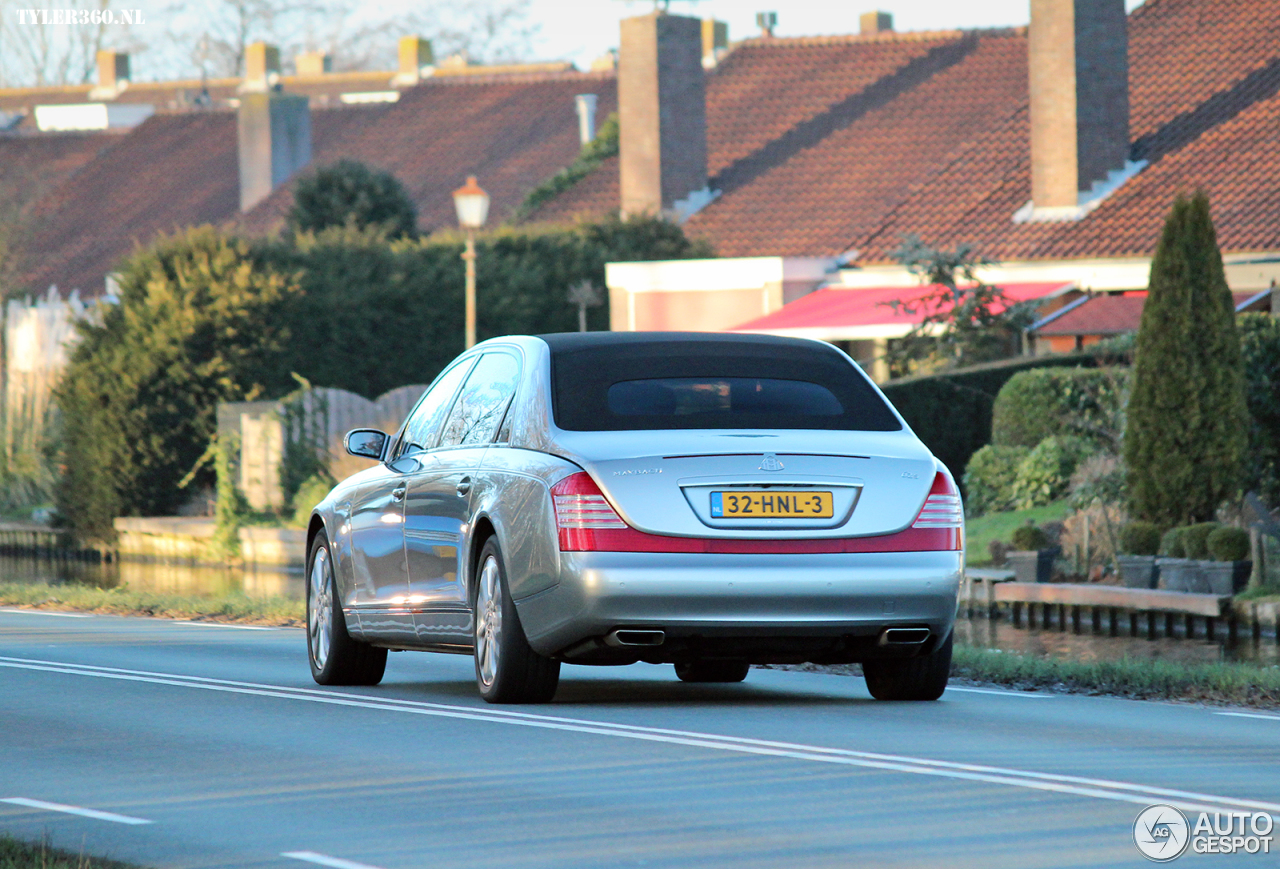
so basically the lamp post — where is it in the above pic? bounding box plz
[452,175,490,349]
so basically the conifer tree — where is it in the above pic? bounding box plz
[1124,192,1249,526]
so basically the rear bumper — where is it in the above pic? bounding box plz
[514,549,962,663]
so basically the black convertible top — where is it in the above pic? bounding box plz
[536,332,902,433]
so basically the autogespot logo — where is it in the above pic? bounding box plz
[1134,806,1191,862]
[1134,806,1276,861]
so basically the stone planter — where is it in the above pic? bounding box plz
[1116,555,1159,589]
[1203,561,1252,596]
[1185,560,1214,594]
[1157,558,1193,592]
[1007,548,1059,584]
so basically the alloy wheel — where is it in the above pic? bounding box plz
[309,546,333,670]
[474,555,503,689]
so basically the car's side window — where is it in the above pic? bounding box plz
[437,352,521,448]
[393,358,476,460]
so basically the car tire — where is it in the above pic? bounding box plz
[862,631,952,701]
[473,538,560,704]
[307,529,387,686]
[674,661,751,683]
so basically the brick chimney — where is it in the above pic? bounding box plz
[393,36,434,86]
[240,42,280,93]
[295,51,331,76]
[618,11,708,216]
[1029,0,1130,209]
[237,91,311,212]
[89,50,129,99]
[860,11,893,34]
[702,19,728,67]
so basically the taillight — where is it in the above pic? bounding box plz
[553,472,627,549]
[912,472,964,529]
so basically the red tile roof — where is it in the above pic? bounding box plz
[241,72,617,235]
[17,0,1280,295]
[1033,291,1270,336]
[16,71,616,295]
[536,0,1280,263]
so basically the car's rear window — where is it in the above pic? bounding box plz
[542,334,902,432]
[608,378,844,418]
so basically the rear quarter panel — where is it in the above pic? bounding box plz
[474,447,578,602]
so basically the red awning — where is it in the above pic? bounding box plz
[730,282,1077,341]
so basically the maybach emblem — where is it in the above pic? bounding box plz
[759,453,784,472]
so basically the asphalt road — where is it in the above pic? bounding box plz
[1,609,1278,869]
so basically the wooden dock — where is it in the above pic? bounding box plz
[0,523,102,561]
[963,576,1280,644]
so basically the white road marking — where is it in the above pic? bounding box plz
[1216,711,1280,722]
[172,621,279,631]
[282,851,387,869]
[946,686,1054,698]
[0,609,92,618]
[1,654,1277,819]
[1,797,153,825]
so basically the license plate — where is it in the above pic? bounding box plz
[710,490,834,519]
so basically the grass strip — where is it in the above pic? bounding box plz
[964,500,1072,566]
[951,644,1280,708]
[0,581,303,626]
[0,835,139,869]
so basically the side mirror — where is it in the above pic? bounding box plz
[344,428,388,461]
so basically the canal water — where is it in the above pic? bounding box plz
[1,555,1275,666]
[0,554,304,601]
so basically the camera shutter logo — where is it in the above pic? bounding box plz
[1134,805,1190,862]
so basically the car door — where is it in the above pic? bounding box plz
[404,350,522,645]
[346,358,475,644]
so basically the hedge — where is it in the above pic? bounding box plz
[879,352,1103,488]
[56,215,712,539]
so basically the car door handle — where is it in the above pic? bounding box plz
[392,485,406,502]
[456,476,472,496]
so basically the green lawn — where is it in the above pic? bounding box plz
[964,500,1072,566]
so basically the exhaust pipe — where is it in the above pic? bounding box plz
[880,627,931,645]
[605,629,665,647]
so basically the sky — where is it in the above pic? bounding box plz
[524,0,1148,69]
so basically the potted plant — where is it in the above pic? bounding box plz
[1157,526,1192,592]
[1006,523,1059,583]
[1203,526,1252,595]
[1181,522,1221,594]
[1116,521,1160,589]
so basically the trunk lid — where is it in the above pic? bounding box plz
[550,430,938,538]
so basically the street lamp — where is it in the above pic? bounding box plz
[452,175,490,349]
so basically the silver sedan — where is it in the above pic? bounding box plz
[305,332,964,703]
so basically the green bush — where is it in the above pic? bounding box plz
[289,159,418,238]
[1182,522,1221,560]
[1011,435,1098,509]
[991,366,1129,450]
[1119,521,1161,556]
[880,351,1103,489]
[1207,526,1250,562]
[962,444,1029,516]
[1239,314,1280,505]
[54,228,299,541]
[1011,523,1052,551]
[1159,527,1186,558]
[1125,193,1249,526]
[289,473,336,529]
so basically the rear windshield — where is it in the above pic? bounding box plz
[545,336,901,432]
